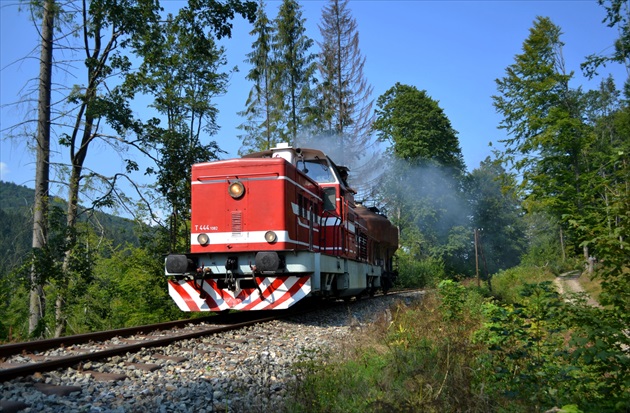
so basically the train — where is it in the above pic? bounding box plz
[164,143,398,311]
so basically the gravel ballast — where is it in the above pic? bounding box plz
[1,292,422,413]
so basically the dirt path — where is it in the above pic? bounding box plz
[553,272,600,307]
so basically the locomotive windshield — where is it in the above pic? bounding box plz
[303,159,335,183]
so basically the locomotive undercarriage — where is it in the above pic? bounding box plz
[165,250,385,310]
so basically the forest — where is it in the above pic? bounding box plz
[0,0,628,411]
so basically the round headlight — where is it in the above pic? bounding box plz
[228,181,245,198]
[197,233,210,246]
[264,231,277,243]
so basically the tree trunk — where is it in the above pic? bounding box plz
[29,0,55,336]
[56,152,85,338]
[559,227,566,262]
[584,244,593,276]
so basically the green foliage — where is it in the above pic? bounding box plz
[373,83,465,172]
[437,279,467,320]
[469,157,527,275]
[0,181,144,267]
[238,0,282,154]
[90,246,181,329]
[292,259,627,413]
[394,249,443,288]
[520,212,569,268]
[473,279,630,412]
[474,291,567,411]
[132,6,232,213]
[491,265,555,304]
[491,19,630,410]
[273,0,316,144]
[0,270,30,341]
[0,180,180,340]
[493,16,595,256]
[309,0,374,164]
[564,301,630,412]
[378,157,471,278]
[290,292,489,413]
[582,0,630,97]
[0,204,31,278]
[372,84,475,278]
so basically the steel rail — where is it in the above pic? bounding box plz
[0,290,420,382]
[0,315,220,357]
[0,315,282,382]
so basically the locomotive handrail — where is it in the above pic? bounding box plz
[320,210,342,256]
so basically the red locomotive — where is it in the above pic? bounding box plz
[165,143,398,311]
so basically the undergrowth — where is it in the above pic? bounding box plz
[287,275,629,413]
[288,284,490,412]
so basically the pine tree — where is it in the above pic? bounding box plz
[272,0,316,145]
[492,17,592,258]
[238,0,281,154]
[313,0,374,165]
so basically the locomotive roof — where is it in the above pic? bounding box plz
[243,145,328,161]
[243,144,355,193]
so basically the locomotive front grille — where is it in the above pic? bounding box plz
[232,211,242,235]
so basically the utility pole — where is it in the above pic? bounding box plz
[474,229,480,288]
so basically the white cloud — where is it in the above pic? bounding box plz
[0,162,8,181]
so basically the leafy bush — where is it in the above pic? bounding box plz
[395,250,444,288]
[290,273,627,413]
[491,265,555,304]
[473,282,576,412]
[290,288,491,412]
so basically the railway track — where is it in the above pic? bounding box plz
[0,291,423,412]
[0,308,311,382]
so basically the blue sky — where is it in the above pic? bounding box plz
[1,0,626,191]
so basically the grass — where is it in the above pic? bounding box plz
[575,270,603,303]
[287,289,492,413]
[283,265,628,413]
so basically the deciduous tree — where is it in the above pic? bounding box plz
[10,0,256,337]
[469,157,526,275]
[130,2,257,251]
[373,83,468,276]
[373,83,465,174]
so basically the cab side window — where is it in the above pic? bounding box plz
[323,187,336,211]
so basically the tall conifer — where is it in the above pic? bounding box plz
[238,0,280,154]
[493,17,591,258]
[273,0,316,145]
[315,0,374,165]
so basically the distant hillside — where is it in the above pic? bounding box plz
[0,180,147,274]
